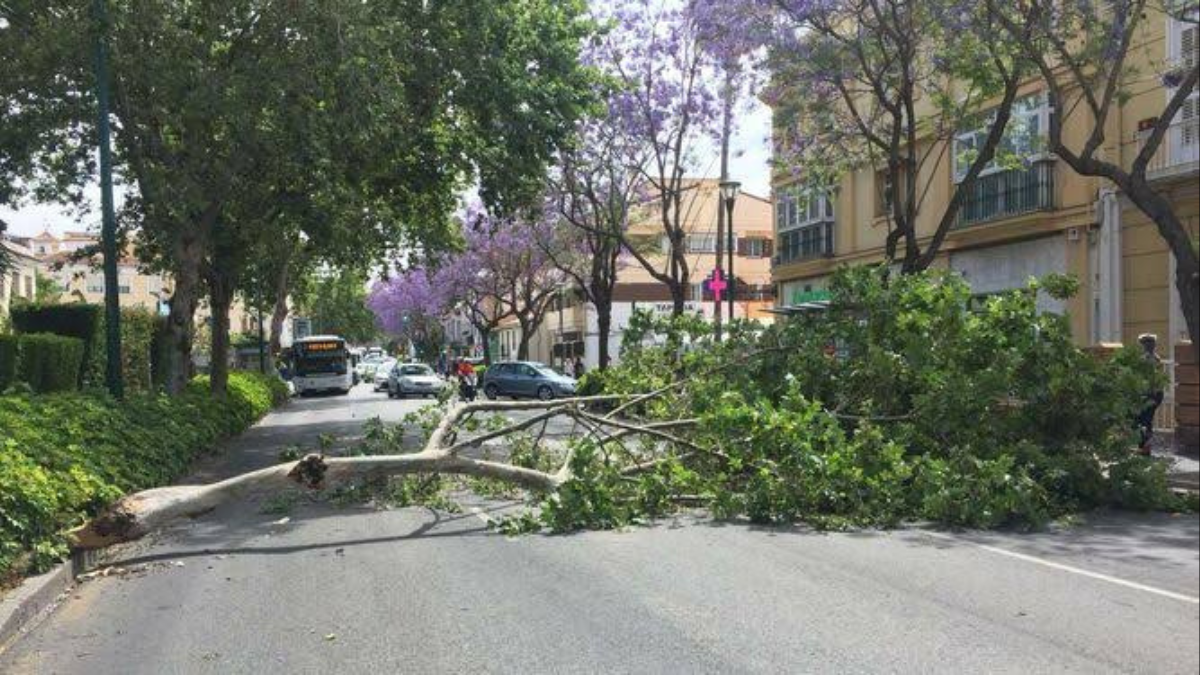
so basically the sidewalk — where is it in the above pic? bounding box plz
[1151,432,1199,492]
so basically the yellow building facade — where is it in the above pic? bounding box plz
[771,6,1197,429]
[772,6,1196,399]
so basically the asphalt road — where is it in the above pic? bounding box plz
[2,386,1198,674]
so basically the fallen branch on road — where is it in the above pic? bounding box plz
[68,394,694,550]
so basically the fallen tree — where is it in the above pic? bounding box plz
[67,268,1197,549]
[68,394,694,550]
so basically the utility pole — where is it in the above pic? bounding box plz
[714,69,734,342]
[94,0,123,398]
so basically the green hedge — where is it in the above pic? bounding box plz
[0,335,17,391]
[14,334,85,394]
[9,303,101,385]
[0,371,288,579]
[85,308,159,393]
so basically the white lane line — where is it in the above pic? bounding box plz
[922,531,1199,605]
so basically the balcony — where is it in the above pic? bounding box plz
[954,159,1055,228]
[1140,114,1200,181]
[774,220,835,266]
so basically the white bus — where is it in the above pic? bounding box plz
[291,335,353,395]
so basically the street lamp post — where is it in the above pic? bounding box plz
[719,180,741,326]
[93,0,122,398]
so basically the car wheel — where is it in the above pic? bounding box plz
[536,385,554,401]
[484,383,500,400]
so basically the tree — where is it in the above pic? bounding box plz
[542,119,639,369]
[294,270,378,345]
[983,0,1199,358]
[436,206,564,361]
[755,0,1031,272]
[32,271,63,304]
[0,0,599,395]
[590,0,724,316]
[367,267,451,360]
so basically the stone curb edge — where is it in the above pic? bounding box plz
[0,553,82,655]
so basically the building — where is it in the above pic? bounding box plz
[496,178,776,369]
[769,5,1197,432]
[1,233,39,322]
[23,229,264,358]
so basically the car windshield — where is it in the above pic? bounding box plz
[400,365,432,376]
[532,365,562,378]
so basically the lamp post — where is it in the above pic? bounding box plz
[719,180,741,325]
[93,0,122,398]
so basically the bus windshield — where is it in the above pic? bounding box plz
[294,340,348,376]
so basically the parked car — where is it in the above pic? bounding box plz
[481,361,577,401]
[388,363,445,399]
[372,358,397,391]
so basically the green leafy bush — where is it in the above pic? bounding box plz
[16,333,85,393]
[0,370,287,579]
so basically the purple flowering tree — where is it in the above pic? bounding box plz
[589,0,725,316]
[367,267,450,361]
[754,0,1030,272]
[429,204,565,363]
[541,115,644,370]
[984,0,1199,357]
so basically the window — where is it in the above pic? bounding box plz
[684,233,717,254]
[1166,8,1199,166]
[1167,5,1198,72]
[953,93,1050,183]
[774,186,835,232]
[741,237,770,258]
[23,275,33,299]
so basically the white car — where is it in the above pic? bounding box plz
[387,363,445,399]
[372,358,397,391]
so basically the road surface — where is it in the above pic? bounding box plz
[2,386,1197,674]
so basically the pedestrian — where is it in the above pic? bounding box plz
[1134,333,1164,456]
[573,356,585,380]
[457,359,477,402]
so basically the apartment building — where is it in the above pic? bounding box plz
[497,178,776,369]
[0,233,39,322]
[770,5,1198,430]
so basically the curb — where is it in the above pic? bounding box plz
[0,555,79,654]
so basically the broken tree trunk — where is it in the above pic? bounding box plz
[68,394,694,550]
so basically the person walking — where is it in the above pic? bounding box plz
[573,356,585,380]
[1135,333,1164,456]
[457,359,477,402]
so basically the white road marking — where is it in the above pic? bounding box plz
[922,530,1200,605]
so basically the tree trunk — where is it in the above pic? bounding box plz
[670,281,687,317]
[595,296,613,370]
[208,278,234,398]
[1122,179,1200,362]
[163,236,204,395]
[1176,262,1200,364]
[480,326,493,364]
[517,317,533,361]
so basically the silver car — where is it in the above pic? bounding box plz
[387,363,445,399]
[372,358,397,391]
